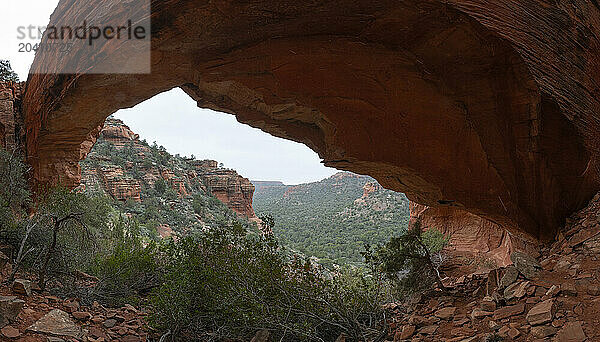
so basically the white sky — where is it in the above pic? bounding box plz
[1,1,337,185]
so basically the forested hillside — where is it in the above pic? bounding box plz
[78,117,259,240]
[253,172,410,266]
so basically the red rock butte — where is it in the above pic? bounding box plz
[22,0,600,241]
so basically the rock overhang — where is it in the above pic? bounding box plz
[20,0,600,241]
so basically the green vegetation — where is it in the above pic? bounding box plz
[253,173,410,266]
[148,224,388,341]
[0,60,19,82]
[364,220,449,295]
[79,122,253,238]
[0,141,451,341]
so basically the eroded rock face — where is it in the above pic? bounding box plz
[409,202,537,268]
[22,0,600,240]
[0,82,24,151]
[80,117,257,219]
[203,169,257,219]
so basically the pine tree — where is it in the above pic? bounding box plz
[0,60,19,82]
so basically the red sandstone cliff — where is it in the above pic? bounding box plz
[0,82,24,151]
[203,169,257,219]
[80,117,257,220]
[409,202,538,271]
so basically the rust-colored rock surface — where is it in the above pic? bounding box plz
[0,82,24,151]
[79,117,258,218]
[23,0,600,240]
[203,169,257,219]
[409,202,537,268]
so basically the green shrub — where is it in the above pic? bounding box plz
[0,60,19,82]
[365,220,449,295]
[88,216,161,305]
[0,148,30,229]
[148,223,387,341]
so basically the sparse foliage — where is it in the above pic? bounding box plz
[365,220,449,295]
[0,60,19,82]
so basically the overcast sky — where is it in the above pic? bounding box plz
[1,1,337,184]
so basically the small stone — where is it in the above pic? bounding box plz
[587,284,600,296]
[527,299,555,326]
[546,285,561,297]
[1,326,20,338]
[553,319,566,328]
[450,326,475,337]
[488,321,500,331]
[408,315,426,326]
[493,303,525,320]
[554,259,571,271]
[397,325,415,340]
[434,306,456,320]
[123,304,138,313]
[508,327,520,338]
[46,337,65,342]
[0,296,25,328]
[531,325,557,338]
[251,330,270,342]
[12,279,32,296]
[103,319,117,328]
[555,321,586,341]
[471,308,493,320]
[63,299,80,313]
[499,266,519,289]
[419,325,438,335]
[480,297,496,311]
[498,326,510,336]
[72,311,91,321]
[562,283,578,296]
[504,281,530,301]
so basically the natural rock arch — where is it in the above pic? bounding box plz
[23,0,600,241]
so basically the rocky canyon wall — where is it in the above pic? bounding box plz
[409,202,538,269]
[79,118,257,219]
[0,82,24,151]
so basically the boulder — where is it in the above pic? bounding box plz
[27,309,84,338]
[434,307,456,320]
[511,252,541,279]
[492,303,525,320]
[561,283,578,297]
[499,266,519,289]
[531,325,557,338]
[0,326,20,338]
[504,281,530,301]
[0,296,24,328]
[12,279,32,296]
[527,299,555,326]
[554,321,586,342]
